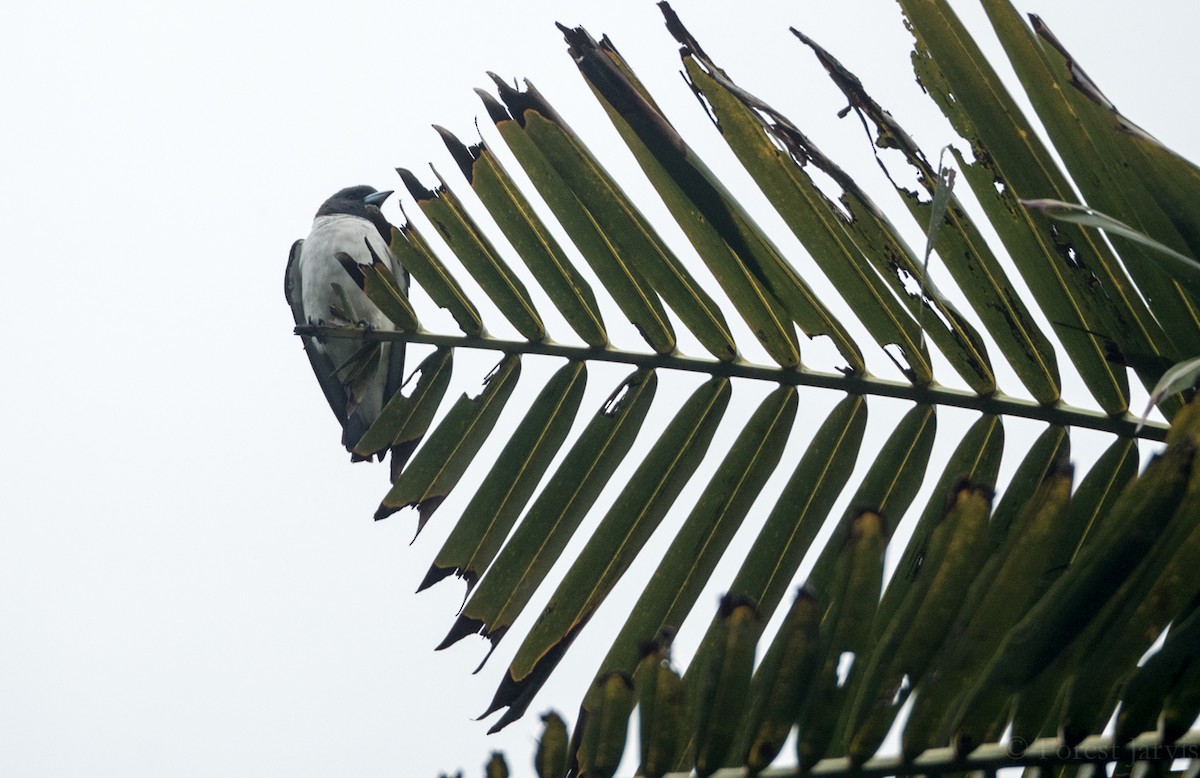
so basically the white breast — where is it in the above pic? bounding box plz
[298,213,400,330]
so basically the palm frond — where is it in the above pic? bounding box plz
[291,1,1200,774]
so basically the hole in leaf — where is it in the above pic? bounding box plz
[873,145,925,201]
[602,383,632,417]
[836,651,856,688]
[882,342,912,374]
[897,264,925,298]
[806,162,852,221]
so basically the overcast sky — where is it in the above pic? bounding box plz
[3,2,1197,776]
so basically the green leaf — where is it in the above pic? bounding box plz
[1064,435,1138,559]
[1057,432,1200,742]
[1023,198,1200,301]
[720,394,868,629]
[898,0,1146,414]
[693,596,759,776]
[389,221,484,336]
[789,28,1062,403]
[674,50,924,383]
[796,510,885,768]
[636,638,689,778]
[482,376,730,731]
[435,125,608,349]
[954,438,1195,751]
[353,347,454,467]
[282,3,1200,764]
[874,413,1004,635]
[742,588,821,773]
[791,404,935,763]
[374,354,520,530]
[1161,658,1200,744]
[1114,599,1200,744]
[486,752,508,778]
[562,26,871,371]
[1139,356,1200,432]
[901,465,1075,756]
[807,403,937,596]
[680,395,867,768]
[847,481,993,764]
[1106,104,1200,264]
[686,24,993,396]
[577,672,635,778]
[332,241,419,332]
[420,360,587,593]
[482,86,677,355]
[482,83,739,363]
[984,4,1200,351]
[535,711,570,778]
[399,167,546,341]
[442,369,657,651]
[988,424,1069,546]
[595,386,797,678]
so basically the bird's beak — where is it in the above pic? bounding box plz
[364,190,394,207]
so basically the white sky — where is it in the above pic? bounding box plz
[3,2,1197,776]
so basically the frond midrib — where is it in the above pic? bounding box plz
[296,325,1168,442]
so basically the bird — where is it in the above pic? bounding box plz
[285,185,409,461]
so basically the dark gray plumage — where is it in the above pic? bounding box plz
[285,185,409,460]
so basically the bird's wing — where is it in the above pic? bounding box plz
[363,205,410,462]
[284,239,306,325]
[286,238,350,426]
[378,236,408,410]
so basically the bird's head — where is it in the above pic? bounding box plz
[315,185,394,219]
